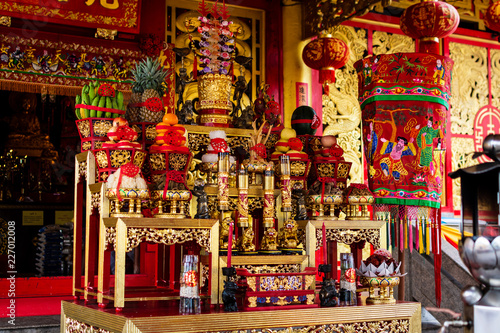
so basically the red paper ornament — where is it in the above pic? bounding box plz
[145,97,164,112]
[288,137,303,152]
[210,138,229,153]
[302,34,349,86]
[98,83,116,97]
[400,0,459,54]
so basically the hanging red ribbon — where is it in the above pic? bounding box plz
[434,208,442,307]
[317,177,335,205]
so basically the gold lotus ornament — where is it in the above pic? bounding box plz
[360,276,400,305]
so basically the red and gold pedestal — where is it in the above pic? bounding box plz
[197,73,233,127]
[76,118,114,152]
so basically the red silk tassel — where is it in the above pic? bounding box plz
[193,55,197,80]
[434,208,442,307]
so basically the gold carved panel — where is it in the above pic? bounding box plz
[316,228,381,250]
[372,31,415,55]
[213,319,409,333]
[451,137,476,210]
[449,42,488,136]
[322,26,366,185]
[65,317,111,333]
[490,49,500,108]
[105,227,211,253]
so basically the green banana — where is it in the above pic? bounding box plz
[75,95,82,119]
[111,97,118,110]
[116,91,124,110]
[95,96,105,118]
[81,91,90,118]
[104,97,113,118]
[88,83,96,101]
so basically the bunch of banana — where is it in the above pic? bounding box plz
[75,81,126,119]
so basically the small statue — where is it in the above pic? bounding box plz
[236,228,256,252]
[233,104,254,129]
[156,174,187,191]
[219,217,235,250]
[278,220,299,249]
[309,179,336,196]
[260,227,278,251]
[178,99,195,125]
[292,183,308,221]
[192,179,210,219]
[222,279,238,312]
[231,75,248,118]
[319,278,339,307]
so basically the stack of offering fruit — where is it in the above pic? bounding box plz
[75,81,126,119]
[103,117,141,149]
[271,127,308,160]
[150,113,189,153]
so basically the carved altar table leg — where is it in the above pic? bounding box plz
[136,199,141,214]
[114,219,127,309]
[171,200,178,215]
[319,204,324,217]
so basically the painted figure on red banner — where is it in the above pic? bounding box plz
[379,136,416,181]
[365,121,378,163]
[433,59,445,85]
[416,117,443,168]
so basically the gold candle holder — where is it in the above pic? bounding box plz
[218,152,230,211]
[263,163,275,228]
[237,165,249,228]
[280,155,292,212]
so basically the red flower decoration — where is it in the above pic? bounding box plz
[98,83,115,97]
[145,97,163,112]
[288,137,303,151]
[329,144,344,158]
[251,143,267,159]
[139,34,163,57]
[210,138,228,153]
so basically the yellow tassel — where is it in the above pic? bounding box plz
[419,217,424,254]
[426,217,431,255]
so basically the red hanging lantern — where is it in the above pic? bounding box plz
[302,34,349,87]
[485,1,500,37]
[400,0,460,54]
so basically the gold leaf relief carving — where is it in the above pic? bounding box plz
[372,31,414,55]
[449,42,488,135]
[490,49,500,107]
[211,319,410,332]
[337,129,363,184]
[451,137,476,210]
[322,26,366,184]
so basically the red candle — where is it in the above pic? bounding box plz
[227,223,233,267]
[322,222,327,265]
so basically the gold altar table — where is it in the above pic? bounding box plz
[61,300,421,332]
[98,217,219,308]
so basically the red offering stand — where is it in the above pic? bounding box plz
[75,118,114,152]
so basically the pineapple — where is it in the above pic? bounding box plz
[130,57,170,123]
[126,92,141,123]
